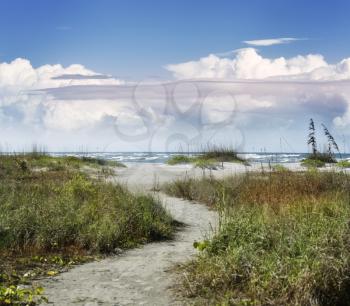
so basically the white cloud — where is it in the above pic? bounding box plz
[166,48,331,79]
[165,48,350,83]
[2,52,350,151]
[243,37,302,46]
[0,58,123,95]
[0,58,127,144]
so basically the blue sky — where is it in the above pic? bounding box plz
[1,1,350,152]
[2,0,350,79]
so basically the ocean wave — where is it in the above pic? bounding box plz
[47,152,349,164]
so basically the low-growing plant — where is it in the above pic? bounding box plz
[272,164,289,172]
[167,155,192,165]
[199,145,245,163]
[193,159,218,171]
[0,284,47,305]
[0,172,174,253]
[0,154,174,305]
[165,171,350,305]
[301,158,326,168]
[337,160,350,168]
[167,146,246,166]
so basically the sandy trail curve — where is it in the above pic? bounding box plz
[42,163,221,305]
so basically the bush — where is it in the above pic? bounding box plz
[307,152,337,163]
[183,200,350,305]
[165,171,350,305]
[0,172,173,253]
[167,147,246,166]
[301,158,326,168]
[167,155,192,165]
[0,154,174,304]
[337,160,350,168]
[193,159,218,170]
[199,146,245,163]
[272,164,289,172]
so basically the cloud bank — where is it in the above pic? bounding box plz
[165,48,350,80]
[1,49,350,151]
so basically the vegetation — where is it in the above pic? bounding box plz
[303,152,336,164]
[193,159,218,171]
[301,158,326,168]
[303,119,340,166]
[167,146,246,167]
[337,160,350,168]
[322,123,340,158]
[0,153,174,305]
[166,155,192,165]
[16,152,124,169]
[271,164,289,172]
[164,171,350,305]
[307,118,317,156]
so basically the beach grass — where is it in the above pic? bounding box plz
[167,155,192,165]
[301,158,326,168]
[167,146,246,166]
[337,160,350,168]
[301,152,337,169]
[5,152,125,170]
[271,164,290,172]
[0,153,174,304]
[164,170,350,305]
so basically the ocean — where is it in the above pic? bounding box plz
[49,152,350,164]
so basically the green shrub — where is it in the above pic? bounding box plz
[272,164,289,172]
[0,172,173,253]
[199,146,245,163]
[0,284,47,305]
[307,152,336,163]
[165,171,350,305]
[183,200,350,305]
[167,147,246,166]
[301,158,326,168]
[337,160,350,168]
[167,155,192,165]
[193,159,218,170]
[0,154,174,304]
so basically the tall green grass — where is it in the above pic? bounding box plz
[165,171,350,305]
[0,154,174,304]
[0,154,174,253]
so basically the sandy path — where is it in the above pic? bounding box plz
[42,163,219,305]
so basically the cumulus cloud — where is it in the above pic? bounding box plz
[0,58,123,93]
[2,50,350,151]
[166,48,331,79]
[0,58,129,149]
[243,37,303,46]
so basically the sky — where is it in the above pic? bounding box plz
[1,0,350,152]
